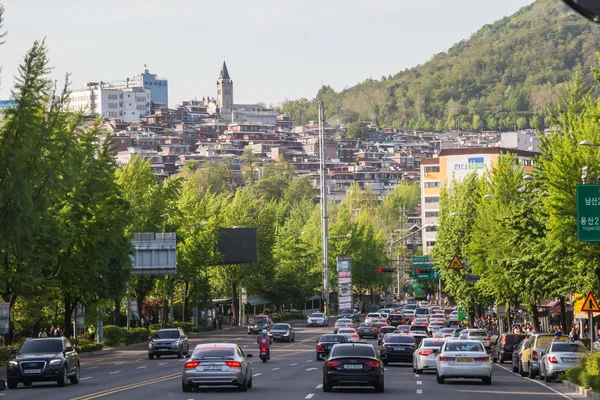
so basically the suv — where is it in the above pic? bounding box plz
[491,334,526,363]
[8,337,80,389]
[148,328,189,359]
[338,308,359,323]
[247,316,272,334]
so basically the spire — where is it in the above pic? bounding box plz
[219,61,230,80]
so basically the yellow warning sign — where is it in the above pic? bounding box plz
[447,254,464,271]
[581,291,600,313]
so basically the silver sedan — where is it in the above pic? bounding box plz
[539,341,585,382]
[182,343,253,392]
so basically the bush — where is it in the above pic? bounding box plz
[125,328,150,345]
[149,323,161,331]
[103,325,126,347]
[586,352,600,376]
[77,343,104,353]
[0,346,12,366]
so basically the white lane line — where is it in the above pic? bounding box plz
[306,368,318,371]
[236,337,243,340]
[417,389,423,394]
[495,364,575,400]
[306,360,312,363]
[415,374,420,377]
[158,362,168,366]
[135,358,143,362]
[384,368,389,371]
[316,384,323,389]
[271,367,280,371]
[109,371,121,375]
[305,394,314,399]
[114,361,124,365]
[253,373,262,377]
[417,380,422,385]
[136,366,147,369]
[85,367,98,370]
[80,377,92,381]
[243,345,249,348]
[290,363,298,366]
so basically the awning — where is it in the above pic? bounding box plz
[307,294,322,301]
[213,298,233,305]
[248,296,271,306]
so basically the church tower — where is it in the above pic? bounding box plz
[216,61,233,111]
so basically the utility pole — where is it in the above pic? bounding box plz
[319,101,329,316]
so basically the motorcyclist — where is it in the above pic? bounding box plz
[257,329,270,360]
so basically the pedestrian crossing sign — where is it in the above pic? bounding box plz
[581,291,600,313]
[447,254,464,270]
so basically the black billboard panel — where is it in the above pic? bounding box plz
[217,228,258,264]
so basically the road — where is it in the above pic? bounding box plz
[3,321,588,400]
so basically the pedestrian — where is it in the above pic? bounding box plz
[569,327,579,342]
[217,313,223,330]
[49,325,55,337]
[212,316,217,331]
[553,331,562,341]
[38,328,47,338]
[54,325,62,337]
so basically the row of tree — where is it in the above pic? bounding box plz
[430,62,600,330]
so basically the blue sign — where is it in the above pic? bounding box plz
[454,157,485,171]
[336,256,352,272]
[0,100,17,109]
[465,275,481,283]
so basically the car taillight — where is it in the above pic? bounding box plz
[226,361,242,368]
[419,350,433,356]
[532,350,538,361]
[325,360,342,368]
[351,334,358,339]
[185,361,200,369]
[548,356,558,364]
[365,361,380,368]
[502,336,507,345]
[317,345,325,351]
[474,356,490,362]
[358,328,363,332]
[439,356,455,361]
[372,328,376,332]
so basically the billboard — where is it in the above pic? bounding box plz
[337,256,352,312]
[131,232,177,274]
[217,228,258,264]
[445,154,493,181]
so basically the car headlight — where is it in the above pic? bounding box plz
[49,359,62,366]
[173,340,180,346]
[283,332,289,336]
[149,342,155,348]
[8,360,18,367]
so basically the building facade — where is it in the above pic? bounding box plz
[70,83,151,123]
[129,67,169,107]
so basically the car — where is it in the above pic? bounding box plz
[181,343,253,392]
[7,337,80,389]
[386,312,405,327]
[333,318,354,333]
[491,334,526,363]
[413,338,446,374]
[461,329,492,348]
[322,343,384,392]
[404,310,416,323]
[412,317,429,327]
[148,328,189,359]
[419,301,430,308]
[436,339,492,385]
[338,308,360,323]
[433,328,459,338]
[445,318,461,328]
[414,308,431,319]
[520,333,570,379]
[405,297,417,305]
[247,316,272,334]
[409,325,429,336]
[269,323,295,342]
[379,334,416,366]
[539,341,586,382]
[307,312,329,327]
[430,314,446,324]
[512,338,528,373]
[394,325,411,334]
[428,322,444,335]
[378,309,392,319]
[409,332,429,347]
[377,326,397,346]
[316,334,349,361]
[357,322,379,339]
[338,328,360,342]
[365,313,381,323]
[372,318,388,328]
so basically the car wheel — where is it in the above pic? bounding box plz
[182,381,193,392]
[292,335,295,342]
[375,378,384,393]
[512,362,518,373]
[70,364,80,384]
[238,376,248,392]
[248,376,253,388]
[545,372,552,383]
[177,348,184,359]
[383,361,389,366]
[528,364,536,379]
[482,376,492,385]
[492,355,497,363]
[436,374,445,384]
[148,354,154,360]
[57,366,68,387]
[322,380,332,392]
[156,355,161,358]
[7,379,17,389]
[316,354,320,361]
[416,368,423,374]
[519,362,527,377]
[248,331,252,335]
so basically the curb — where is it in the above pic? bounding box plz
[563,379,600,399]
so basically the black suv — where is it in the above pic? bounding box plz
[8,337,80,389]
[148,328,189,359]
[247,316,272,334]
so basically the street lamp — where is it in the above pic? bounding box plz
[276,231,306,272]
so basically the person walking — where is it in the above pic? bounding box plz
[569,327,580,342]
[38,328,47,338]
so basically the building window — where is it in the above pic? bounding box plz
[426,225,437,232]
[424,181,441,188]
[426,241,436,247]
[424,166,440,173]
[425,196,440,203]
[425,211,439,217]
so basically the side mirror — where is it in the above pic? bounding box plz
[0,379,5,391]
[247,354,253,358]
[9,348,17,355]
[185,354,191,359]
[65,346,74,353]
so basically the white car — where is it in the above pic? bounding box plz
[462,329,492,348]
[307,312,328,327]
[413,338,446,374]
[337,328,360,342]
[428,322,444,334]
[378,309,392,318]
[365,313,382,323]
[430,314,446,324]
[436,340,492,385]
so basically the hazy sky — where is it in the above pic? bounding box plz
[1,0,534,107]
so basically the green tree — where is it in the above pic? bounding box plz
[346,121,370,140]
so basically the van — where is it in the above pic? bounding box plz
[519,334,569,378]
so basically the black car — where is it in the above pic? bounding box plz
[338,308,360,323]
[357,322,378,339]
[386,312,405,327]
[148,328,189,359]
[269,323,295,342]
[8,337,80,389]
[379,334,416,366]
[247,317,272,334]
[377,326,397,346]
[322,343,384,392]
[492,333,526,363]
[512,338,529,373]
[316,334,348,361]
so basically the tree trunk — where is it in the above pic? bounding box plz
[183,281,189,323]
[531,303,540,333]
[114,298,120,326]
[560,296,567,332]
[231,282,238,326]
[62,295,76,338]
[136,295,144,327]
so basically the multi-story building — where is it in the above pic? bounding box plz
[70,83,151,123]
[128,67,169,107]
[500,131,541,152]
[420,147,537,254]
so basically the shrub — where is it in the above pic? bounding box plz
[125,328,150,345]
[103,325,126,347]
[565,366,583,385]
[580,371,594,389]
[149,323,162,331]
[77,343,104,353]
[585,352,600,376]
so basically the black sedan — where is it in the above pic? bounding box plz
[379,334,416,366]
[322,343,384,392]
[8,337,80,389]
[269,323,295,342]
[357,322,378,339]
[387,312,405,327]
[316,334,348,361]
[247,317,272,334]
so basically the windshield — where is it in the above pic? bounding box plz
[272,324,288,330]
[310,313,324,318]
[20,339,63,353]
[194,347,235,358]
[380,327,396,333]
[551,343,583,353]
[252,318,267,324]
[338,329,355,334]
[331,346,375,358]
[340,309,353,314]
[153,330,180,339]
[385,335,415,344]
[415,308,429,314]
[422,339,444,348]
[469,331,488,337]
[440,328,455,333]
[320,335,347,343]
[445,342,485,352]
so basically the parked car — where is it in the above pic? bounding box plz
[182,343,253,392]
[491,334,526,364]
[307,312,329,327]
[539,341,586,382]
[520,334,570,379]
[512,339,528,373]
[7,337,80,389]
[322,343,384,392]
[269,323,295,342]
[436,340,492,385]
[316,334,348,361]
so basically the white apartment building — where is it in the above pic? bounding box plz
[70,83,151,123]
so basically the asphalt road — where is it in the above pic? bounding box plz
[2,321,589,400]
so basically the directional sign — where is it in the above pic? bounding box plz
[413,256,432,264]
[581,291,600,313]
[465,275,481,283]
[577,185,600,242]
[447,255,464,270]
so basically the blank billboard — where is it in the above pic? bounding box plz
[217,228,258,264]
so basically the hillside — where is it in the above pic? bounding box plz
[281,0,600,131]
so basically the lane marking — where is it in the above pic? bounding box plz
[306,368,318,371]
[290,363,298,366]
[136,366,147,369]
[417,389,423,394]
[114,362,124,365]
[69,372,180,400]
[306,360,312,363]
[417,380,422,385]
[253,373,262,377]
[415,374,420,377]
[158,362,168,366]
[85,367,98,370]
[80,377,92,381]
[135,358,143,362]
[305,394,314,399]
[385,368,389,371]
[108,371,121,375]
[271,367,280,371]
[495,364,576,400]
[316,384,323,389]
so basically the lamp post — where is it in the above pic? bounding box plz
[276,231,305,273]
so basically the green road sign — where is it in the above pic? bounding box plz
[577,184,600,242]
[413,268,440,280]
[412,256,431,264]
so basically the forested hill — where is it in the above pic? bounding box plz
[281,0,600,131]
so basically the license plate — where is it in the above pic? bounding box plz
[203,366,222,370]
[456,358,473,363]
[159,349,170,351]
[344,364,362,369]
[24,369,42,374]
[563,358,576,363]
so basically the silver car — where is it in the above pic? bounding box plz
[182,343,253,392]
[539,341,586,382]
[307,312,328,327]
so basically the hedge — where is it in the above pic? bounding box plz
[565,351,600,391]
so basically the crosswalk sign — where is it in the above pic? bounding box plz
[581,291,600,313]
[447,254,464,270]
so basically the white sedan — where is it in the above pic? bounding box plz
[337,328,360,342]
[436,340,492,385]
[307,312,328,327]
[413,338,446,374]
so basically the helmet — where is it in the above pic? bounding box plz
[261,329,268,336]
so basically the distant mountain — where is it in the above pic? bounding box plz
[282,0,600,131]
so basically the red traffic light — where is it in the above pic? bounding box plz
[415,269,420,274]
[378,268,383,273]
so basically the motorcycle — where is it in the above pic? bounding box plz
[260,348,268,363]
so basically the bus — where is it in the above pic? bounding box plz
[411,282,426,300]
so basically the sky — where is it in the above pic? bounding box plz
[0,0,535,107]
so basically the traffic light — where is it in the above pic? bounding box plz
[378,268,394,273]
